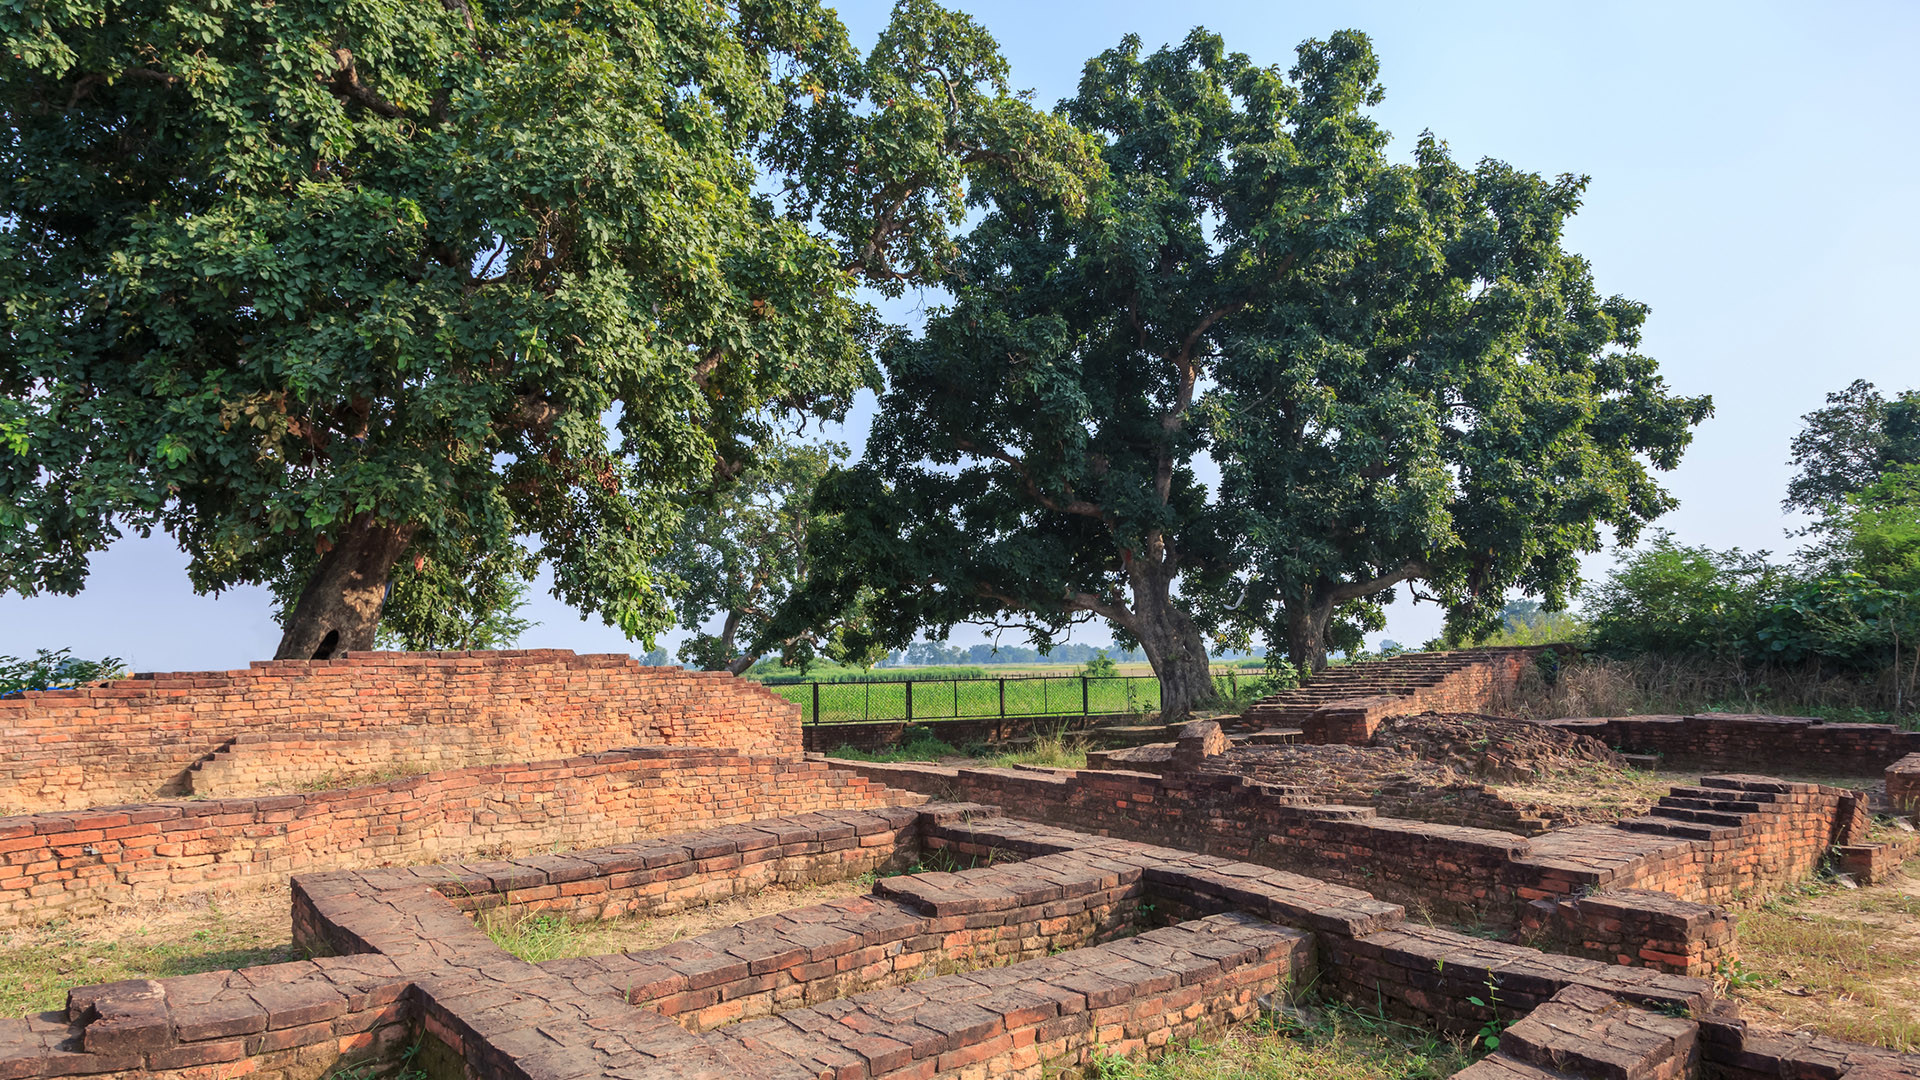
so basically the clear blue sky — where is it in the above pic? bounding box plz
[4,0,1917,671]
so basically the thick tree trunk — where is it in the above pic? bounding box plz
[274,515,415,660]
[1126,561,1217,722]
[1284,596,1336,675]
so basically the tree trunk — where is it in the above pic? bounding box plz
[1126,561,1217,722]
[1284,595,1336,675]
[274,515,415,660]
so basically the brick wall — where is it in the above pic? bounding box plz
[0,748,925,927]
[826,761,1864,943]
[1889,752,1920,814]
[1540,713,1920,776]
[0,650,803,814]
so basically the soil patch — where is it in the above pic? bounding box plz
[1139,713,1641,833]
[1729,859,1920,1052]
[0,887,297,1017]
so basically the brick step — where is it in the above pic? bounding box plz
[1615,816,1725,840]
[1643,806,1756,828]
[1656,795,1771,816]
[1665,785,1787,807]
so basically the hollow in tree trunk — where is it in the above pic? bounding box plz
[274,515,416,660]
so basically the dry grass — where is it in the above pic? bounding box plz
[1492,654,1913,727]
[1730,860,1920,1052]
[477,874,885,963]
[0,887,297,1017]
[1089,1000,1474,1080]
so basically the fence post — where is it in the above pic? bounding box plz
[1082,676,1090,716]
[811,682,820,725]
[905,680,913,722]
[997,678,1006,742]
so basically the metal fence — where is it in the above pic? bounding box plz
[768,669,1264,725]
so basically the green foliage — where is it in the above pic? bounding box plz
[657,439,846,673]
[1082,650,1121,678]
[1784,380,1920,514]
[370,547,537,652]
[0,648,128,697]
[1476,600,1587,647]
[785,26,1704,715]
[0,0,1092,650]
[1588,534,1787,661]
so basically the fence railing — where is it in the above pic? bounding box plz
[768,669,1265,725]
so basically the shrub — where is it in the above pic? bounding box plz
[0,648,127,698]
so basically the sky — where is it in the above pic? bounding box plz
[4,0,1918,672]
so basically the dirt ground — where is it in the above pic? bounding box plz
[1729,858,1920,1052]
[0,886,297,1017]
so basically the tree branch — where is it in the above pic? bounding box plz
[322,48,404,119]
[1325,560,1429,607]
[954,438,1106,520]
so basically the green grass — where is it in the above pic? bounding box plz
[975,733,1089,770]
[820,731,964,762]
[779,671,1279,724]
[1090,1000,1474,1080]
[477,910,589,963]
[0,898,297,1017]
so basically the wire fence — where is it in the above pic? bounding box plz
[767,669,1266,725]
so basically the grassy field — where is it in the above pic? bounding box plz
[1090,1001,1474,1080]
[769,669,1274,724]
[1729,859,1920,1051]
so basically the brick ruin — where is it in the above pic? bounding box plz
[0,649,1915,1080]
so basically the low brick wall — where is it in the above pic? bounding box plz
[13,807,1916,1080]
[1889,752,1920,814]
[826,761,1866,949]
[1521,888,1737,977]
[0,748,925,928]
[1540,713,1920,777]
[1245,648,1545,740]
[0,650,802,814]
[799,712,1117,755]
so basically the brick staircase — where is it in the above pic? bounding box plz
[1236,647,1543,742]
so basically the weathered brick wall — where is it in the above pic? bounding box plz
[0,748,925,927]
[1540,713,1920,776]
[1520,888,1737,977]
[827,761,1863,944]
[1248,648,1543,740]
[0,650,803,813]
[184,730,477,797]
[1888,752,1920,813]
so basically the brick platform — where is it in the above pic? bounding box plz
[0,748,924,927]
[1239,648,1546,739]
[5,807,1915,1080]
[1540,714,1920,778]
[0,650,801,813]
[829,761,1868,950]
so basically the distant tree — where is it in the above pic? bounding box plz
[783,28,1705,719]
[0,648,127,697]
[638,647,672,667]
[0,0,1093,660]
[660,440,849,675]
[1784,380,1920,514]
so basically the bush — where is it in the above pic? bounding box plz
[1587,534,1787,660]
[0,648,127,698]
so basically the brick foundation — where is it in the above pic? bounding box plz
[826,761,1867,962]
[0,748,924,927]
[0,650,802,814]
[1540,714,1920,778]
[1241,648,1546,739]
[1889,752,1920,814]
[7,808,1916,1080]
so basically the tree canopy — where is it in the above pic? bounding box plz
[1783,379,1920,514]
[781,28,1707,715]
[0,0,1093,658]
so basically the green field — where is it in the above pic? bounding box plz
[772,670,1270,724]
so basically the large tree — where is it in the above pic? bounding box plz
[0,0,1090,658]
[783,28,1706,716]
